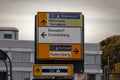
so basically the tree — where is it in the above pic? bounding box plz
[100,35,120,72]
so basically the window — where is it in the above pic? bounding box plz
[21,72,30,80]
[12,52,21,62]
[4,34,12,39]
[13,72,21,80]
[21,53,30,62]
[11,52,30,62]
[85,55,96,64]
[13,72,30,80]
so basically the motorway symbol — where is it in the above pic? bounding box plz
[73,48,79,54]
[41,20,47,25]
[41,32,47,38]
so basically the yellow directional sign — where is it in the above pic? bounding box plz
[33,65,42,77]
[37,44,82,60]
[37,12,47,26]
[33,64,73,77]
[37,12,83,27]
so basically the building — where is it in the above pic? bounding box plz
[84,43,102,80]
[0,40,34,80]
[0,27,19,40]
[0,27,102,80]
[0,27,34,80]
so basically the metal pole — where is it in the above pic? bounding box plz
[0,49,12,80]
[74,73,78,80]
[5,52,12,80]
[3,60,8,80]
[7,54,12,80]
[107,56,109,80]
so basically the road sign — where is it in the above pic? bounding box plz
[37,44,82,60]
[38,27,81,43]
[36,12,84,61]
[37,12,83,27]
[33,64,73,77]
[35,12,84,73]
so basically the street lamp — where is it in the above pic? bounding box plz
[0,49,12,80]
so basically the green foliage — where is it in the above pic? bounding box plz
[110,63,120,80]
[100,35,120,71]
[114,63,120,72]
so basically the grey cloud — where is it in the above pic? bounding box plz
[0,0,120,42]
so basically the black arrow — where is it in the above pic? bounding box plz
[41,32,47,38]
[73,48,79,54]
[41,20,47,25]
[36,68,40,73]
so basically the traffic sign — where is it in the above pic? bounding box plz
[37,13,47,26]
[38,27,81,43]
[37,44,82,60]
[37,12,83,27]
[33,64,73,77]
[33,65,42,76]
[35,12,84,73]
[36,12,84,61]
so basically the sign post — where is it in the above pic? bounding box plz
[34,12,84,79]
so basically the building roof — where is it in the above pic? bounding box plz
[0,40,34,48]
[84,43,100,51]
[0,39,100,51]
[0,27,18,31]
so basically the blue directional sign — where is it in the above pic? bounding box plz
[49,13,80,19]
[42,69,68,73]
[50,45,72,51]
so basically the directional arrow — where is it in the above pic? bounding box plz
[41,20,47,25]
[36,68,40,73]
[41,32,47,38]
[73,48,79,54]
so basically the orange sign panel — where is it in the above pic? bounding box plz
[33,64,73,77]
[37,12,83,27]
[37,12,47,26]
[33,65,42,77]
[37,44,83,60]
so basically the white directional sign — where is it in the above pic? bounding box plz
[38,27,81,43]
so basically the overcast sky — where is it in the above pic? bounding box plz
[0,0,120,43]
